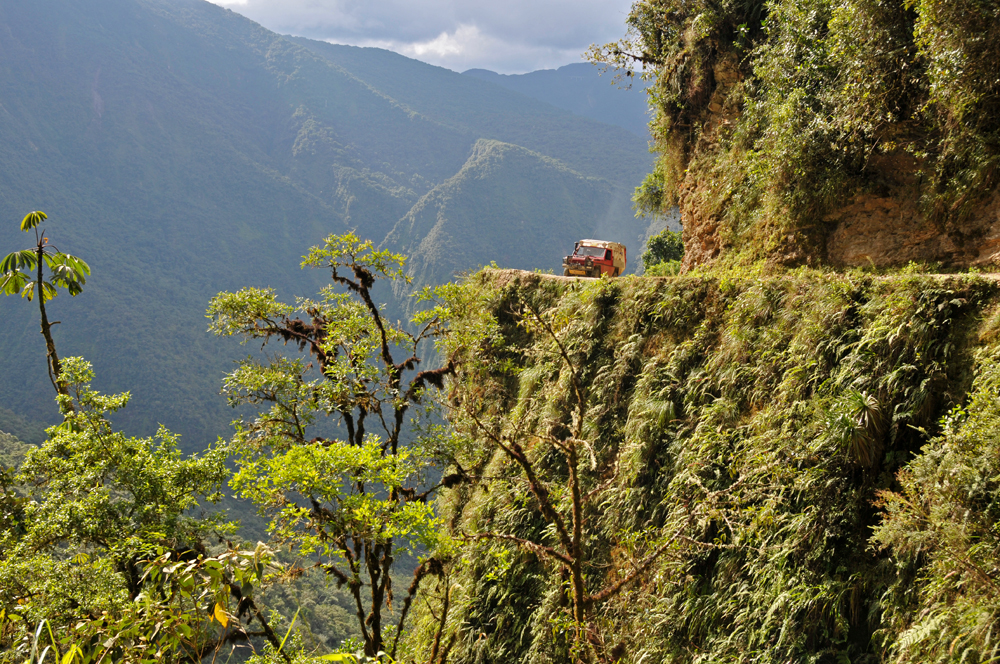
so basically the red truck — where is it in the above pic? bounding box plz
[562,240,627,278]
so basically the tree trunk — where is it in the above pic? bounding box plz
[567,442,593,662]
[36,245,68,399]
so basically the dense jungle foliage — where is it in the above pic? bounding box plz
[7,230,1000,662]
[403,267,1000,663]
[1,233,455,663]
[6,0,1000,658]
[591,0,1000,260]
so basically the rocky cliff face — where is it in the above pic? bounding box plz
[605,1,1000,274]
[682,159,1000,272]
[823,156,1000,268]
[678,111,1000,271]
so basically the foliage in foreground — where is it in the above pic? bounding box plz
[208,232,455,659]
[0,231,460,664]
[10,228,1000,663]
[0,358,269,662]
[410,267,1000,663]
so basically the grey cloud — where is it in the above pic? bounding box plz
[211,0,634,72]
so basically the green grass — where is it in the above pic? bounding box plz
[415,267,1000,663]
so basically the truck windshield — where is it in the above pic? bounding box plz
[576,246,608,258]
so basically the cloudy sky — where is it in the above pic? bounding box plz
[208,0,635,74]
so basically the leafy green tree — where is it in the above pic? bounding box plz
[0,211,90,398]
[432,279,692,662]
[12,357,231,573]
[208,232,453,659]
[641,228,684,273]
[0,358,281,662]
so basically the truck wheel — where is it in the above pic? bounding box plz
[563,268,571,276]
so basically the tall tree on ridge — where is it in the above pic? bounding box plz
[208,232,454,659]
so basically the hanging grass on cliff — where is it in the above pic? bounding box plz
[404,267,1000,663]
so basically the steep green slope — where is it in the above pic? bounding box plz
[463,63,652,139]
[0,0,347,443]
[0,0,653,447]
[414,268,1000,663]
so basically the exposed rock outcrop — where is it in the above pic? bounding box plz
[679,115,1000,270]
[825,191,1000,268]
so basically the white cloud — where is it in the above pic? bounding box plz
[205,0,634,73]
[410,25,473,58]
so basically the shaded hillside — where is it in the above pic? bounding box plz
[0,430,30,470]
[0,0,653,447]
[388,140,638,291]
[287,39,651,184]
[412,267,1000,662]
[464,63,652,138]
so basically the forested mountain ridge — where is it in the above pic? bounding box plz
[286,38,651,185]
[386,139,634,295]
[0,0,653,445]
[463,63,653,139]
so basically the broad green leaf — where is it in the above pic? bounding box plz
[46,253,91,281]
[0,271,28,296]
[40,281,59,302]
[0,249,37,272]
[47,258,88,296]
[63,253,91,276]
[20,210,47,231]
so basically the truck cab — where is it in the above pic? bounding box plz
[562,240,626,278]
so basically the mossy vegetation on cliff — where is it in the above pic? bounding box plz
[592,0,1000,268]
[409,268,1000,663]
